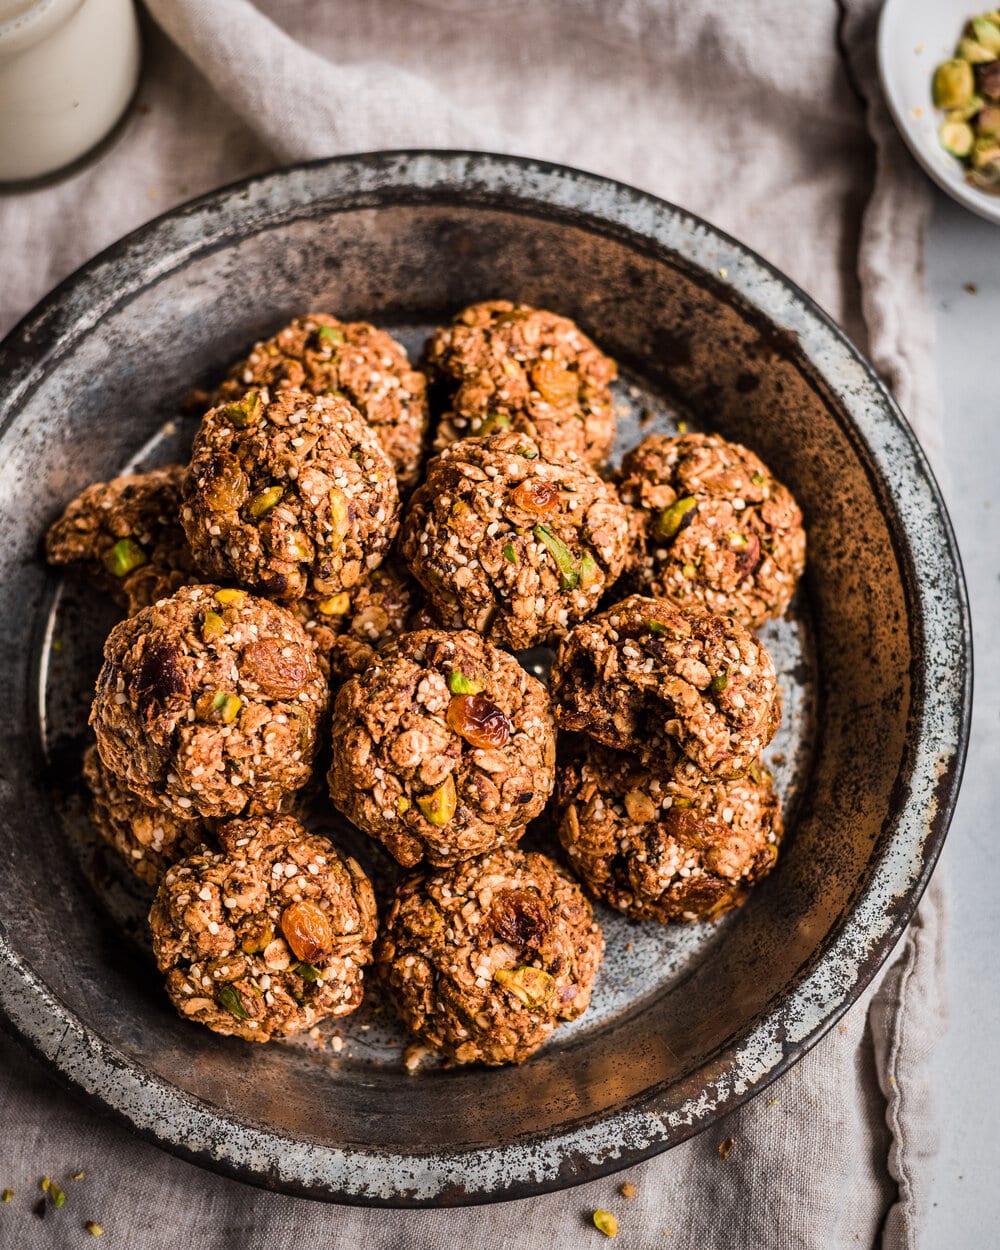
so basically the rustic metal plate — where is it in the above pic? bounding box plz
[0,152,971,1206]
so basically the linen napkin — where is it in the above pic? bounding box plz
[0,2,947,1247]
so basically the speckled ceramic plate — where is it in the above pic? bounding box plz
[0,152,971,1206]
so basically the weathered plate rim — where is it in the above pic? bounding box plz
[0,150,972,1207]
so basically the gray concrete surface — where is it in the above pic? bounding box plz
[923,187,1000,1242]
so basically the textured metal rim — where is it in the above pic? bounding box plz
[0,151,973,1206]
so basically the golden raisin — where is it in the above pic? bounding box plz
[446,694,512,749]
[281,900,333,963]
[512,479,559,515]
[532,358,579,404]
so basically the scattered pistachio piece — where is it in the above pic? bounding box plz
[102,537,148,579]
[224,389,263,428]
[248,485,284,519]
[2,1189,13,1203]
[681,562,697,579]
[502,542,518,563]
[710,672,729,694]
[201,610,226,642]
[959,35,998,62]
[214,588,245,606]
[396,795,411,815]
[211,691,242,724]
[296,962,322,982]
[417,774,457,826]
[447,670,484,695]
[217,984,250,1020]
[941,118,975,156]
[317,324,345,345]
[578,551,600,588]
[493,965,555,1008]
[328,488,350,545]
[533,524,579,590]
[933,58,975,109]
[317,592,351,616]
[50,1184,66,1209]
[648,620,668,635]
[84,1221,104,1237]
[71,1172,85,1182]
[655,495,698,540]
[478,412,512,435]
[40,1177,50,1192]
[592,1209,619,1238]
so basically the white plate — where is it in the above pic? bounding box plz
[879,0,1000,225]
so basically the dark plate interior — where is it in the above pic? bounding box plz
[0,153,970,1205]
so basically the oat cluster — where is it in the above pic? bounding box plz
[46,300,805,1060]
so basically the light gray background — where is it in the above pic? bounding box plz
[923,189,999,1244]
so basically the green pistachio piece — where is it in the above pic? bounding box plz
[933,59,975,109]
[201,610,226,641]
[958,36,997,63]
[533,524,579,590]
[648,620,668,635]
[102,537,148,579]
[972,133,1000,168]
[328,488,350,545]
[493,965,555,1008]
[240,921,274,954]
[681,562,697,579]
[945,93,985,121]
[448,671,484,695]
[655,495,698,540]
[502,541,518,563]
[710,672,729,694]
[940,119,975,157]
[316,592,351,616]
[972,16,1000,54]
[224,389,263,428]
[214,588,245,606]
[751,472,767,486]
[727,531,749,548]
[217,984,250,1020]
[248,485,284,519]
[296,962,322,982]
[478,412,512,435]
[417,774,457,826]
[578,551,600,589]
[592,1210,619,1239]
[317,324,345,344]
[212,691,242,724]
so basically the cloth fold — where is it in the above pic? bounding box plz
[0,1,945,1247]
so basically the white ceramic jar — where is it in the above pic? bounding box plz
[0,0,140,183]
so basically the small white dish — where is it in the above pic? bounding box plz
[879,0,1000,225]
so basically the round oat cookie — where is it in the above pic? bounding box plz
[83,744,210,886]
[617,432,805,627]
[149,813,376,1043]
[556,738,782,923]
[328,629,556,868]
[424,300,617,465]
[216,314,429,491]
[45,464,196,614]
[182,388,398,601]
[422,300,617,467]
[399,430,629,651]
[377,847,603,1065]
[549,595,780,778]
[91,585,328,820]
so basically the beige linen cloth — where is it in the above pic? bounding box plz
[0,1,947,1246]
